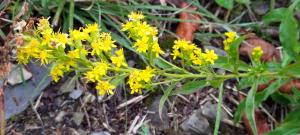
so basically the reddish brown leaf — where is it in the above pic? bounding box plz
[239,33,300,93]
[239,33,280,62]
[175,2,200,41]
[279,79,300,93]
[239,94,270,135]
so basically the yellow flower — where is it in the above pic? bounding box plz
[173,40,189,50]
[111,48,127,68]
[223,31,237,51]
[85,62,109,82]
[17,49,29,64]
[121,21,134,32]
[50,64,65,82]
[84,23,100,34]
[70,29,89,41]
[38,51,51,65]
[42,29,53,44]
[91,33,116,55]
[99,33,116,52]
[251,46,263,62]
[152,42,164,57]
[190,49,204,65]
[140,67,154,82]
[96,81,115,96]
[172,49,180,60]
[56,32,68,45]
[37,18,51,31]
[128,67,154,94]
[134,37,148,53]
[128,12,145,21]
[67,49,79,59]
[225,31,237,39]
[64,60,77,71]
[203,49,218,65]
[91,39,102,56]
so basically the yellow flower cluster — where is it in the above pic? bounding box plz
[122,12,164,57]
[223,31,237,51]
[96,81,115,96]
[128,67,154,94]
[50,64,65,82]
[17,12,223,97]
[85,62,109,82]
[251,46,264,62]
[17,18,128,96]
[111,48,127,68]
[172,39,218,65]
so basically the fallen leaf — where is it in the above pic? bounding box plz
[279,79,300,93]
[239,33,300,93]
[175,2,200,41]
[239,33,280,62]
[239,94,269,135]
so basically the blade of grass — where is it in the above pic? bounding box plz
[52,0,66,26]
[159,82,177,121]
[213,82,224,135]
[68,0,74,29]
[245,81,258,135]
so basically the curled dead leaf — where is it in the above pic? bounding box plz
[239,33,280,62]
[175,2,200,41]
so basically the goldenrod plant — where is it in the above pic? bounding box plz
[16,11,300,135]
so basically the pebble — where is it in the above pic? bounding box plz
[7,64,32,85]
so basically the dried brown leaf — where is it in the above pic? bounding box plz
[175,2,200,41]
[239,33,280,62]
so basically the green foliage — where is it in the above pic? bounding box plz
[235,0,251,5]
[215,0,234,9]
[172,80,207,95]
[9,0,300,134]
[245,82,258,135]
[266,107,300,135]
[263,1,300,60]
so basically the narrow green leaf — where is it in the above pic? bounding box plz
[267,107,300,135]
[214,56,250,72]
[238,76,254,90]
[213,83,224,135]
[234,79,285,123]
[262,8,287,23]
[271,92,291,105]
[229,36,245,73]
[172,80,207,95]
[154,58,187,73]
[159,83,176,121]
[280,61,300,78]
[245,82,258,135]
[215,0,234,9]
[110,74,127,86]
[235,0,250,5]
[68,0,75,29]
[279,10,299,60]
[234,100,246,123]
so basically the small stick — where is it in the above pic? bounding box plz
[117,94,148,109]
[209,93,233,117]
[128,115,140,134]
[133,115,147,134]
[177,94,190,103]
[80,98,91,129]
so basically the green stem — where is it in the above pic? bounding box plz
[162,72,278,79]
[213,83,224,135]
